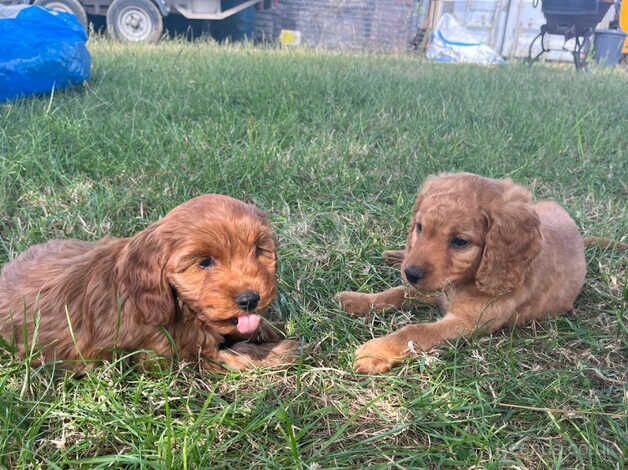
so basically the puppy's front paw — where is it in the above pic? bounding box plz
[336,291,373,316]
[248,320,286,343]
[242,339,300,366]
[219,339,300,370]
[264,339,300,365]
[382,249,405,267]
[354,336,406,374]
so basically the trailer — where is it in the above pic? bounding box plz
[0,0,275,43]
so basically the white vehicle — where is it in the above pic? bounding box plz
[0,0,275,43]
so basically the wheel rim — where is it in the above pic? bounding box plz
[42,1,74,14]
[117,6,153,41]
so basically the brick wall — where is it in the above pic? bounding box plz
[254,0,421,51]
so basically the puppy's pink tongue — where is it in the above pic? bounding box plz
[236,314,261,334]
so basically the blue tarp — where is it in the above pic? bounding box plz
[0,5,90,101]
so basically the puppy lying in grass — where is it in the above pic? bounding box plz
[0,195,298,372]
[337,172,624,374]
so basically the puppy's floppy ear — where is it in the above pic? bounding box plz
[475,186,542,296]
[248,204,276,244]
[249,204,270,225]
[115,224,175,325]
[250,205,279,269]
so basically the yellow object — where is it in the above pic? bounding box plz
[279,29,301,47]
[621,0,628,53]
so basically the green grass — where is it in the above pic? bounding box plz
[0,38,626,468]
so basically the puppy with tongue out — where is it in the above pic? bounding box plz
[158,195,300,370]
[0,194,298,372]
[232,290,262,335]
[162,195,299,371]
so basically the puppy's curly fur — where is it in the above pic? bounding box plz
[0,195,298,371]
[337,173,591,374]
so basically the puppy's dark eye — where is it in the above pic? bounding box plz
[199,257,215,269]
[450,237,470,249]
[415,223,422,233]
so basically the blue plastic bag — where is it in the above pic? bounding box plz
[0,5,91,101]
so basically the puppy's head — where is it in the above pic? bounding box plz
[401,173,542,295]
[117,195,277,337]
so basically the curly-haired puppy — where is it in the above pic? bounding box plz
[0,195,298,371]
[337,172,591,374]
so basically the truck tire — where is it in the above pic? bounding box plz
[106,0,163,43]
[34,0,88,31]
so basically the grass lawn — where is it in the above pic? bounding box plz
[0,38,626,468]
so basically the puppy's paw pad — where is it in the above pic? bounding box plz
[335,291,372,316]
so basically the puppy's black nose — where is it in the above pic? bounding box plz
[404,266,425,284]
[235,290,260,311]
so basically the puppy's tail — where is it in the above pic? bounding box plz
[584,237,628,250]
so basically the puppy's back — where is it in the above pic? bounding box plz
[1,240,94,291]
[532,201,586,312]
[0,240,96,344]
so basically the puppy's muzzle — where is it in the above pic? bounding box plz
[235,290,260,311]
[404,266,425,284]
